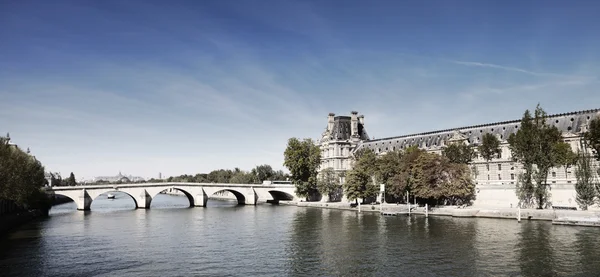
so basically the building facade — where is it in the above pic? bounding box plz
[93,172,145,183]
[318,109,600,208]
[319,111,369,184]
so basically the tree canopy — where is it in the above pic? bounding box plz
[317,167,341,200]
[508,105,564,209]
[343,149,379,202]
[478,133,501,163]
[0,136,50,210]
[583,117,600,161]
[442,143,475,164]
[283,138,321,198]
[343,145,474,206]
[574,141,598,210]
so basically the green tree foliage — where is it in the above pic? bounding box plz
[574,141,598,210]
[343,149,379,203]
[65,172,77,186]
[387,146,424,200]
[317,167,340,200]
[0,136,50,209]
[251,164,275,183]
[229,168,257,184]
[344,145,475,206]
[553,142,578,180]
[583,117,600,161]
[283,138,321,198]
[508,105,563,209]
[155,166,289,185]
[410,152,474,205]
[207,169,234,183]
[442,143,475,164]
[478,133,501,163]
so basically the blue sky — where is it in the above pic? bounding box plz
[1,0,599,180]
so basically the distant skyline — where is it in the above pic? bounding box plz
[1,0,599,180]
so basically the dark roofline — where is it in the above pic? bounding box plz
[366,108,600,143]
[335,116,351,120]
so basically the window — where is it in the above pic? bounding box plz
[552,181,556,184]
[498,151,502,159]
[511,173,515,180]
[552,172,556,178]
[487,175,490,180]
[486,164,490,171]
[498,174,501,180]
[498,164,502,171]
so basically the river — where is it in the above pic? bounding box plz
[1,193,600,277]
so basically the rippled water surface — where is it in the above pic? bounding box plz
[2,194,600,277]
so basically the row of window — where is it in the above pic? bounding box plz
[487,174,515,180]
[484,164,571,178]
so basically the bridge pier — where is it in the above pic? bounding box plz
[194,188,208,207]
[135,189,152,209]
[245,187,257,205]
[76,189,92,210]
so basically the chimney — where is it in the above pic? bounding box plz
[351,111,358,137]
[327,113,335,131]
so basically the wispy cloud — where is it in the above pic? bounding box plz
[449,60,592,79]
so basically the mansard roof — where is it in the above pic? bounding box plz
[330,116,370,141]
[356,108,600,153]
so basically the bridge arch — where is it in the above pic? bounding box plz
[211,189,246,205]
[50,193,76,206]
[151,187,195,207]
[267,190,295,204]
[92,190,139,209]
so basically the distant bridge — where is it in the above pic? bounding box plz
[47,183,299,210]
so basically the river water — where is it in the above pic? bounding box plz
[1,193,600,277]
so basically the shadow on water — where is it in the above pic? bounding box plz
[518,222,555,276]
[575,226,600,275]
[287,208,325,276]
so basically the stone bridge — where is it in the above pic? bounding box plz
[47,183,299,210]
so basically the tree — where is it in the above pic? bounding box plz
[317,167,340,201]
[508,105,563,209]
[251,164,275,183]
[387,146,424,201]
[442,143,475,164]
[0,136,50,210]
[441,163,476,205]
[272,170,290,181]
[65,172,77,186]
[574,141,598,210]
[283,138,321,199]
[553,141,578,180]
[410,152,475,205]
[508,110,536,207]
[229,169,256,184]
[583,117,600,161]
[343,149,379,203]
[478,133,501,164]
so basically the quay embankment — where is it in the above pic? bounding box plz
[285,201,600,227]
[0,196,74,237]
[0,209,48,237]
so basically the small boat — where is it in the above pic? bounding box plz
[107,193,115,199]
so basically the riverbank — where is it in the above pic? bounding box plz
[0,209,48,237]
[286,201,600,227]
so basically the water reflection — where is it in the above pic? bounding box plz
[518,222,556,276]
[2,201,600,277]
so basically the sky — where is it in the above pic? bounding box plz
[1,0,599,180]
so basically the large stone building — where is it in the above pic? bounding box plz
[318,109,600,208]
